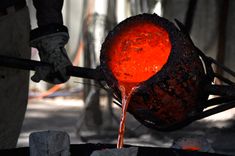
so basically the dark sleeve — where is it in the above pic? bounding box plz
[32,0,64,27]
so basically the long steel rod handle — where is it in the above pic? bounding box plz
[0,55,104,81]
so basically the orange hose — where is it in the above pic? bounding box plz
[31,84,64,99]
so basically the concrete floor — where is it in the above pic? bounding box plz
[17,97,235,156]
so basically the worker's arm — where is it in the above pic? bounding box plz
[30,0,72,84]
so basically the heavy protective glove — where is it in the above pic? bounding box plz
[30,25,72,84]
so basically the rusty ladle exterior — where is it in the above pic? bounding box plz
[100,13,220,131]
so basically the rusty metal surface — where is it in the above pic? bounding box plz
[100,13,210,131]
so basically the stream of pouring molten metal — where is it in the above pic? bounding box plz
[106,21,172,148]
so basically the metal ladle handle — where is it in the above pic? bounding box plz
[0,54,104,81]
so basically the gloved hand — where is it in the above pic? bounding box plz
[30,25,72,84]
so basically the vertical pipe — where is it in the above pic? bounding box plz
[184,0,198,33]
[216,0,229,76]
[116,0,126,23]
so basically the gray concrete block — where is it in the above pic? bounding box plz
[29,130,70,156]
[90,147,138,156]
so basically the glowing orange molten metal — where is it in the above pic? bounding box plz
[105,19,172,148]
[182,146,201,151]
[107,21,172,85]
